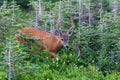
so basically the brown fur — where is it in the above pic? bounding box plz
[16,27,64,58]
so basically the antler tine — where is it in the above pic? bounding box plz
[67,17,75,34]
[70,17,75,29]
[54,19,62,37]
[56,18,62,28]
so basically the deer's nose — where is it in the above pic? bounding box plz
[65,45,69,49]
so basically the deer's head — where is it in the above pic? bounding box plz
[54,17,75,49]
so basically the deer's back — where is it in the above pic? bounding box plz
[20,27,63,53]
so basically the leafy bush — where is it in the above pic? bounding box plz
[0,68,7,80]
[1,0,120,80]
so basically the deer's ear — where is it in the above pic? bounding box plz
[67,30,73,37]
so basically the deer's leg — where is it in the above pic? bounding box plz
[51,53,58,58]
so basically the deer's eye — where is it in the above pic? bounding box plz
[61,38,64,41]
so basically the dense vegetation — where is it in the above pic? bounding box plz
[1,0,120,80]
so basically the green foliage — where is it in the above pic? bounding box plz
[77,13,120,74]
[105,71,120,80]
[0,0,65,9]
[0,68,7,80]
[0,0,34,54]
[1,0,120,80]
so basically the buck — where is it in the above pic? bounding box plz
[16,18,75,58]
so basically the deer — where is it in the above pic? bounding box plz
[16,17,75,58]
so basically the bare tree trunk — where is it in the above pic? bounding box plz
[8,1,15,79]
[58,1,62,26]
[68,0,72,13]
[34,0,42,29]
[77,0,82,58]
[99,0,103,31]
[8,41,12,80]
[113,0,118,20]
[88,0,91,26]
[49,12,55,33]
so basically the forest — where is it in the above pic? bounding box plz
[0,0,120,80]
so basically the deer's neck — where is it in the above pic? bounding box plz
[56,39,63,52]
